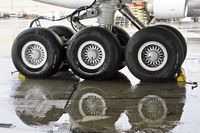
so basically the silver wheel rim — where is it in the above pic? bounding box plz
[21,41,47,69]
[78,93,106,117]
[78,41,106,70]
[138,41,168,71]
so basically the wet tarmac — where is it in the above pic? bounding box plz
[0,19,200,133]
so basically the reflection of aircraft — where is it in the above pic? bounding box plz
[127,82,186,132]
[68,73,131,132]
[12,0,189,81]
[67,73,186,132]
[11,72,186,132]
[11,72,79,126]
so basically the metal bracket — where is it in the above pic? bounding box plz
[72,8,99,30]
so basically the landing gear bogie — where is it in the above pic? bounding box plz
[12,25,187,81]
[11,0,188,82]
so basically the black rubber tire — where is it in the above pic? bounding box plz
[12,28,63,79]
[67,26,122,80]
[125,26,183,81]
[48,26,74,71]
[112,26,130,70]
[156,25,187,62]
[112,26,130,47]
[154,25,185,71]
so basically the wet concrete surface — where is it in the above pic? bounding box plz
[0,19,200,133]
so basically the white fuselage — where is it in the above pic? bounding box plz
[32,0,200,18]
[32,0,94,9]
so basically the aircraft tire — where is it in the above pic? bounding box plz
[12,28,63,79]
[125,26,183,81]
[112,26,130,70]
[48,25,74,71]
[155,25,187,63]
[67,26,122,80]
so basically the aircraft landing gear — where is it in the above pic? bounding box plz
[11,0,187,82]
[12,25,186,81]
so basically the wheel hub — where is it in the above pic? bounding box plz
[147,50,159,61]
[21,41,47,69]
[32,49,41,59]
[87,49,98,60]
[78,41,106,70]
[138,41,168,71]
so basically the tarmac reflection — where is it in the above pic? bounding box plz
[11,72,186,133]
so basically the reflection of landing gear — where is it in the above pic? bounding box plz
[68,73,130,132]
[127,82,186,132]
[12,75,78,126]
[138,95,168,123]
[79,92,107,117]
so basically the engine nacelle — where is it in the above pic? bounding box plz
[146,0,188,19]
[32,0,94,9]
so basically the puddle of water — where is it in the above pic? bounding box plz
[1,71,189,133]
